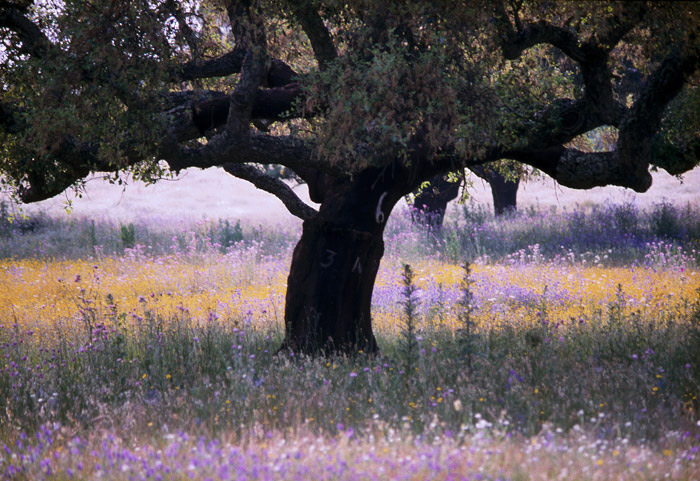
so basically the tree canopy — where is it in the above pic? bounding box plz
[2,0,699,352]
[2,1,698,204]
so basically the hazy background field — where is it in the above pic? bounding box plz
[4,165,699,224]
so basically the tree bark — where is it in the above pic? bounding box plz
[282,170,404,354]
[410,167,520,226]
[283,218,383,353]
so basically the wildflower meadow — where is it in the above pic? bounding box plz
[1,200,700,480]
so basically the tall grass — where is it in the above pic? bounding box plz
[1,201,700,479]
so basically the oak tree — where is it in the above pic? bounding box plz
[2,1,699,353]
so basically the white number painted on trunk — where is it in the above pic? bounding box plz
[375,192,388,223]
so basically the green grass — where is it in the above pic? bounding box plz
[3,288,699,443]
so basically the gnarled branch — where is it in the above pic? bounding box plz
[505,147,650,192]
[176,49,248,82]
[617,51,700,182]
[493,3,586,62]
[222,163,318,220]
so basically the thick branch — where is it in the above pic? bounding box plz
[190,83,303,135]
[494,3,586,62]
[494,2,639,125]
[288,0,338,70]
[617,51,700,182]
[16,139,115,203]
[506,147,650,192]
[164,129,314,172]
[0,5,50,57]
[222,163,318,220]
[176,49,247,81]
[225,48,267,137]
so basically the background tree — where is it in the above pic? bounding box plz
[409,22,656,224]
[1,1,699,354]
[410,164,521,230]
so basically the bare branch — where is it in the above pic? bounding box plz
[222,163,318,220]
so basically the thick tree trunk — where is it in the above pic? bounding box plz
[282,170,405,354]
[283,218,383,353]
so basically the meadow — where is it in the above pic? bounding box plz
[1,200,700,480]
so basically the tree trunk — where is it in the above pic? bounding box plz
[488,172,519,216]
[283,218,383,353]
[282,171,404,354]
[411,174,460,229]
[469,165,520,216]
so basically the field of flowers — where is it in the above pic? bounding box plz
[2,202,700,479]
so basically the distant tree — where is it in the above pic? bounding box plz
[411,164,520,229]
[2,1,699,354]
[469,164,521,216]
[410,173,461,228]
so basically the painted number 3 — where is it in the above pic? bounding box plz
[320,249,337,268]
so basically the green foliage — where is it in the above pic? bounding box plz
[306,40,458,168]
[119,223,136,249]
[212,219,244,252]
[652,86,700,175]
[650,201,684,239]
[2,0,700,202]
[0,0,177,194]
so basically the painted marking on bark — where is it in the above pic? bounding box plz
[375,192,388,223]
[352,257,362,274]
[320,249,337,268]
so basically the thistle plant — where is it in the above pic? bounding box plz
[457,260,476,373]
[399,263,420,378]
